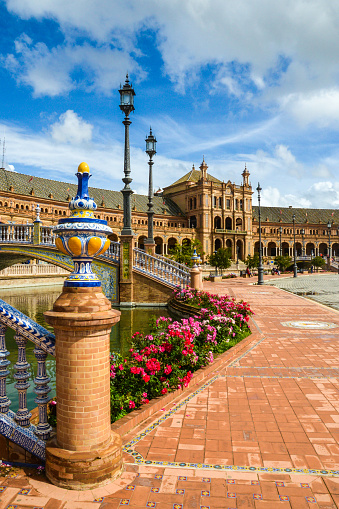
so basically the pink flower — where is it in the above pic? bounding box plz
[161,388,168,395]
[129,401,136,409]
[164,365,172,375]
[118,364,124,371]
[143,375,150,383]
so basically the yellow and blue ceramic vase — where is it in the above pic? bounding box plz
[54,162,112,287]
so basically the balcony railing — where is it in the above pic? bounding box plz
[215,229,247,235]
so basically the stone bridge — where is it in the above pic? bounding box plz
[0,222,190,305]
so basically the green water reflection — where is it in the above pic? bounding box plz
[0,284,169,411]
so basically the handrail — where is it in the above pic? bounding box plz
[133,248,190,289]
[0,224,33,243]
[0,299,55,460]
[153,252,190,272]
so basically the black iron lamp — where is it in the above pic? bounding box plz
[119,74,136,236]
[145,128,157,246]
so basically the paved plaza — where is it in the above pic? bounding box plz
[2,275,339,507]
[265,273,339,311]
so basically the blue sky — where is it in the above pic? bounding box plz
[1,0,339,209]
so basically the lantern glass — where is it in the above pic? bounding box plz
[328,221,332,228]
[145,130,157,156]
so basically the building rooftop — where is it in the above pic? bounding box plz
[0,168,184,217]
[167,168,222,187]
[253,206,339,224]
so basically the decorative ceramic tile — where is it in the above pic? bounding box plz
[279,495,289,501]
[202,477,211,482]
[227,493,236,499]
[18,488,30,495]
[120,500,130,506]
[0,486,7,493]
[151,487,159,493]
[176,489,185,495]
[300,483,310,488]
[251,481,260,485]
[201,490,210,497]
[173,504,183,509]
[275,481,285,487]
[154,474,163,480]
[125,485,135,491]
[94,498,105,502]
[146,503,156,508]
[306,497,317,503]
[253,494,262,500]
[227,479,235,484]
[178,476,187,481]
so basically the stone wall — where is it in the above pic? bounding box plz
[133,272,174,305]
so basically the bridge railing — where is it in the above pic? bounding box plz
[0,299,55,460]
[41,225,56,245]
[0,224,33,243]
[98,240,120,262]
[133,247,190,289]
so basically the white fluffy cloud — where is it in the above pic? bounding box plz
[3,0,339,105]
[281,89,339,127]
[51,110,93,145]
[2,33,145,97]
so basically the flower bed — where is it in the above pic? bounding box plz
[110,287,252,422]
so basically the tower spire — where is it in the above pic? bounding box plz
[242,163,250,186]
[200,156,208,180]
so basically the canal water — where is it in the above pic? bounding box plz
[0,284,169,412]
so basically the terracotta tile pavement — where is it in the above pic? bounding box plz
[2,275,339,507]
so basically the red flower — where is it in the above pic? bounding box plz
[143,375,150,383]
[164,364,172,375]
[161,388,168,394]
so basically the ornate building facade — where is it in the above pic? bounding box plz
[0,161,338,261]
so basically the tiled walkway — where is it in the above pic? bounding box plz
[2,275,339,508]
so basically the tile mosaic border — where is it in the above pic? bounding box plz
[125,456,339,477]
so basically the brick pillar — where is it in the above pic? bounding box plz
[119,234,134,306]
[44,286,123,490]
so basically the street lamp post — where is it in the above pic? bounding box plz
[327,220,332,268]
[145,128,157,247]
[292,213,297,277]
[119,74,135,236]
[256,183,264,285]
[279,226,282,256]
[301,228,305,257]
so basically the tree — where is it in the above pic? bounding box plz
[275,255,292,272]
[311,256,326,272]
[246,253,259,269]
[168,239,204,267]
[208,248,232,275]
